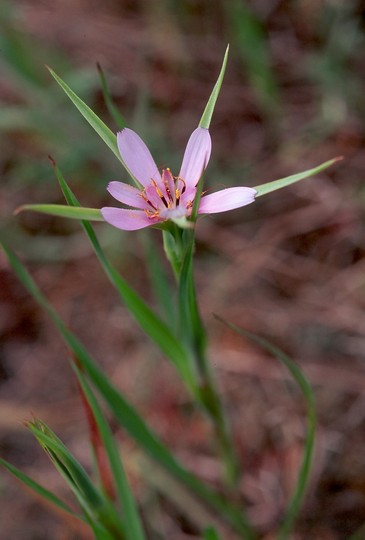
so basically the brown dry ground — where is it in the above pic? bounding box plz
[1,1,365,539]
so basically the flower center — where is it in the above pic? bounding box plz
[141,168,190,220]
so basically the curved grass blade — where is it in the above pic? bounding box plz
[199,45,229,129]
[15,204,103,221]
[28,420,125,537]
[74,365,146,540]
[214,315,316,540]
[28,421,105,511]
[52,161,195,393]
[97,63,127,130]
[0,243,255,539]
[0,457,83,519]
[254,157,342,197]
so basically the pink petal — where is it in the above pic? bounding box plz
[117,128,161,187]
[107,182,146,209]
[179,127,212,189]
[101,207,158,230]
[198,187,257,214]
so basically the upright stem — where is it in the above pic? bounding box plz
[166,224,240,489]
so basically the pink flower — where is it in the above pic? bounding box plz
[101,127,256,231]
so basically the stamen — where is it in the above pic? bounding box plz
[151,179,169,207]
[140,190,158,211]
[174,176,186,194]
[144,208,160,219]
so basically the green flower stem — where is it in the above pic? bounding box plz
[167,225,241,490]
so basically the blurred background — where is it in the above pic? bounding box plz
[1,1,365,538]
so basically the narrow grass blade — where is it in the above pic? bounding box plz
[28,421,104,511]
[199,46,229,129]
[28,420,125,536]
[0,457,83,519]
[15,204,103,221]
[97,63,127,130]
[0,243,254,539]
[74,365,146,540]
[254,157,342,197]
[52,162,195,393]
[214,316,316,540]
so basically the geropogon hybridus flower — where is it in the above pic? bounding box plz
[101,127,256,231]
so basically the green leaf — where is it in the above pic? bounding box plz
[199,46,229,129]
[52,162,196,394]
[0,243,254,539]
[214,316,316,540]
[97,63,127,130]
[74,365,146,540]
[0,457,83,519]
[16,204,103,221]
[254,157,342,197]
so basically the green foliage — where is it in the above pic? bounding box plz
[16,204,103,221]
[0,457,82,519]
[0,242,254,538]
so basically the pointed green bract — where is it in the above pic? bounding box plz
[214,315,316,540]
[47,67,143,188]
[0,457,83,519]
[16,204,103,221]
[199,45,229,129]
[254,157,342,196]
[47,66,121,162]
